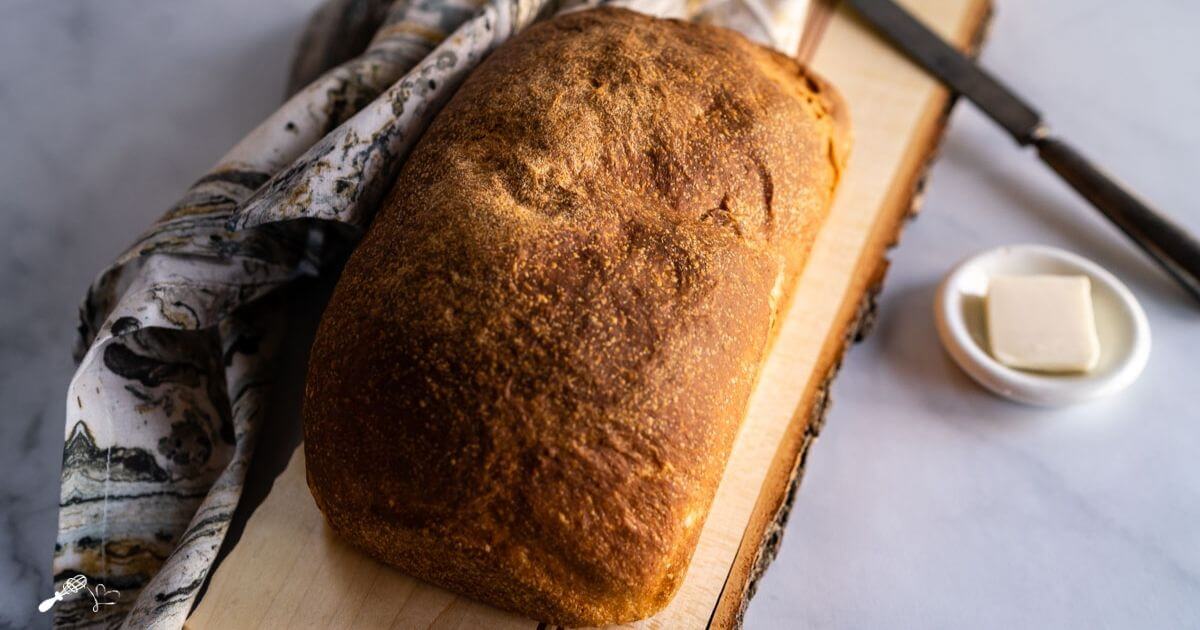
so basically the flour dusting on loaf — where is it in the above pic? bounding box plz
[303,7,848,625]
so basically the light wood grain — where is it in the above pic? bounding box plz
[709,1,992,624]
[188,1,989,627]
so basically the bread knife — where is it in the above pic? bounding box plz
[845,0,1200,304]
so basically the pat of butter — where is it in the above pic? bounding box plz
[986,274,1100,373]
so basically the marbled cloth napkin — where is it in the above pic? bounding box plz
[51,0,808,627]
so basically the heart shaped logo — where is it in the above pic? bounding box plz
[89,583,121,613]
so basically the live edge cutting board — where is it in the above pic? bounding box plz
[188,0,991,627]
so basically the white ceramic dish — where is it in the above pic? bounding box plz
[935,244,1150,406]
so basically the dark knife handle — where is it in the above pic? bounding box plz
[1034,135,1200,303]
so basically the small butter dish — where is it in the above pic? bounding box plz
[934,244,1150,406]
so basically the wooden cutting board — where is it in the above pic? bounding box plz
[188,0,990,627]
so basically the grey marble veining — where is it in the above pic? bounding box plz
[1,1,1197,629]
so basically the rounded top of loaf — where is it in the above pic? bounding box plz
[304,7,849,626]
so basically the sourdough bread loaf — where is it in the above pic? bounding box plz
[303,7,849,625]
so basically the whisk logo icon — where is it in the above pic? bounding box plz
[37,575,120,613]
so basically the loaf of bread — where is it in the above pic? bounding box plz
[303,7,849,625]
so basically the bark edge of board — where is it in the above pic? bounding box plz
[714,1,995,626]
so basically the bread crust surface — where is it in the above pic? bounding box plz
[304,7,848,625]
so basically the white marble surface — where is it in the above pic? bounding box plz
[0,1,1197,629]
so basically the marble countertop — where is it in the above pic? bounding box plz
[2,1,1197,628]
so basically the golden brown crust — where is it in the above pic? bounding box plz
[303,7,849,625]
